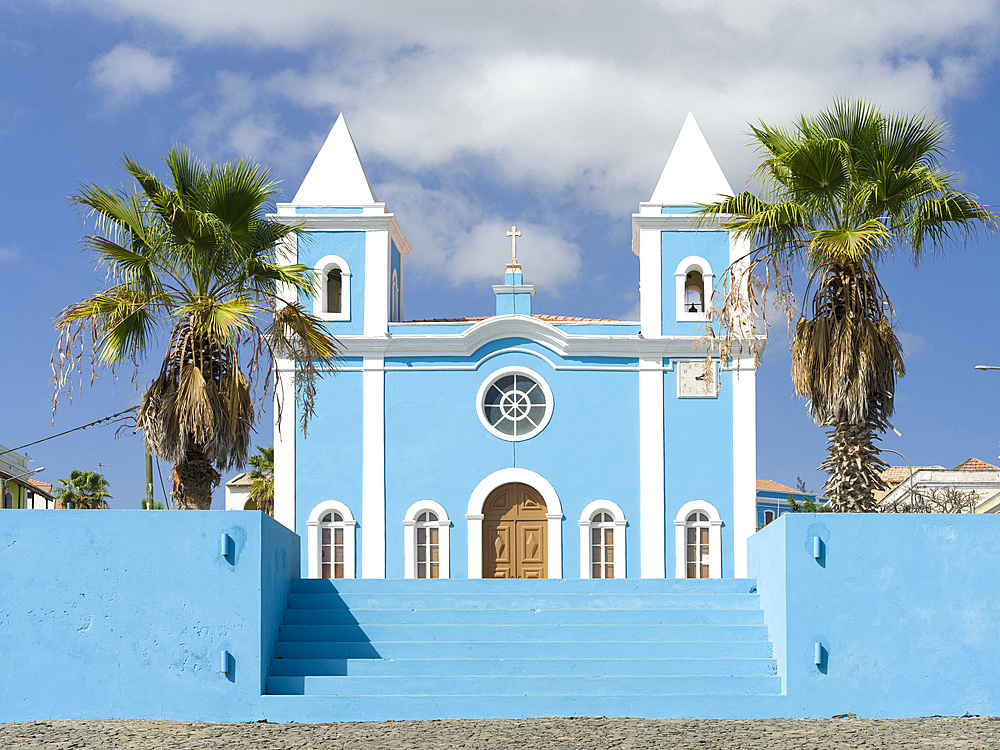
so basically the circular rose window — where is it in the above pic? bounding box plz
[477,367,553,441]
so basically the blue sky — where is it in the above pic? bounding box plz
[2,1,999,507]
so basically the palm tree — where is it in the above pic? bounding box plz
[700,100,995,510]
[247,444,274,517]
[55,147,339,509]
[55,470,112,509]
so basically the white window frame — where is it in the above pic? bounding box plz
[476,365,554,443]
[673,500,723,579]
[403,499,451,579]
[675,256,714,322]
[578,499,626,579]
[307,500,357,579]
[314,254,352,321]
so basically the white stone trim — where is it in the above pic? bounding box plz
[578,499,627,579]
[638,226,662,338]
[402,499,451,579]
[270,210,412,256]
[361,356,385,578]
[639,358,665,578]
[475,365,554,443]
[732,357,756,578]
[674,500,723,579]
[466,468,563,579]
[674,256,714,322]
[321,315,762,360]
[307,499,357,579]
[273,364,296,531]
[364,230,389,336]
[313,254,352,321]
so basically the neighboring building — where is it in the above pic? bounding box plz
[0,443,45,509]
[271,114,763,581]
[755,479,823,529]
[25,479,56,509]
[225,472,256,511]
[879,458,1000,513]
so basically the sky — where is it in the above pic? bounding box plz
[2,0,999,508]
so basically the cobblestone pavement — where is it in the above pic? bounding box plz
[1,717,999,749]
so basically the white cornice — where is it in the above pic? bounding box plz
[630,211,727,255]
[311,314,763,359]
[267,212,411,255]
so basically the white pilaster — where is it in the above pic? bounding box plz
[361,356,386,578]
[273,364,296,531]
[363,230,390,336]
[639,358,665,578]
[639,227,662,337]
[732,357,757,578]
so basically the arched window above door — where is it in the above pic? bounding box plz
[307,500,356,578]
[673,500,722,579]
[578,499,626,579]
[403,500,451,579]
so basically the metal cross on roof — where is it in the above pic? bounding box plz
[506,225,522,268]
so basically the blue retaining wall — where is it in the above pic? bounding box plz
[0,511,299,721]
[749,513,1000,717]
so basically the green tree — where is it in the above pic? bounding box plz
[55,147,339,509]
[247,444,274,517]
[55,469,112,509]
[700,100,995,511]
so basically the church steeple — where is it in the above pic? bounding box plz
[493,225,534,315]
[649,112,733,206]
[293,114,377,205]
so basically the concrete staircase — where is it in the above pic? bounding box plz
[262,578,783,721]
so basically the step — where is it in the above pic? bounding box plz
[266,674,782,696]
[286,592,763,611]
[261,692,788,721]
[268,656,777,677]
[289,578,758,595]
[281,607,765,626]
[272,639,774,660]
[276,623,770,643]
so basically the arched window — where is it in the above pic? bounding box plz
[685,512,711,579]
[763,510,775,525]
[391,268,401,322]
[313,255,351,322]
[673,500,723,579]
[403,500,451,579]
[326,268,343,314]
[578,499,626,579]
[684,270,704,313]
[674,257,714,322]
[307,500,357,578]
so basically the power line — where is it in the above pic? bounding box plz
[0,407,138,460]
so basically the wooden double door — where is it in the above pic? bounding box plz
[483,482,548,578]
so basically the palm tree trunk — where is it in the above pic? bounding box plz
[172,444,221,510]
[819,414,889,511]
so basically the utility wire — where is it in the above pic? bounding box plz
[0,407,138,460]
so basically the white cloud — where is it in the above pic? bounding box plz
[898,331,928,357]
[0,246,18,263]
[90,43,177,103]
[64,1,1000,291]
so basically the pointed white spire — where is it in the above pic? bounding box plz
[292,114,377,205]
[649,113,733,205]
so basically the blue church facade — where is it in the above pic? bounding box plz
[271,114,760,583]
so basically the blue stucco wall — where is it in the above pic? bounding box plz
[0,511,299,721]
[664,365,735,576]
[749,513,1000,716]
[294,365,364,574]
[383,340,641,578]
[296,231,366,334]
[660,229,729,335]
[390,238,402,322]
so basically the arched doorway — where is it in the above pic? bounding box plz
[482,483,547,578]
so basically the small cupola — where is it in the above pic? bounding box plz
[493,225,534,315]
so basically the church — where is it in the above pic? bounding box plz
[270,114,760,582]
